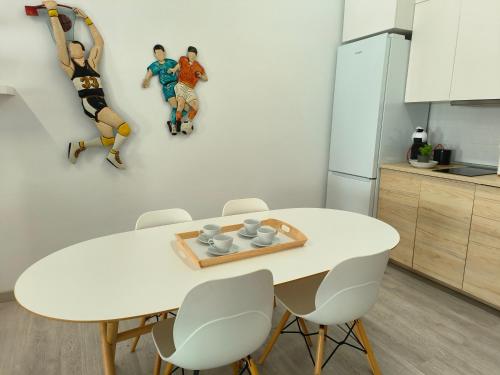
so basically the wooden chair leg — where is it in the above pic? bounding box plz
[130,316,148,352]
[354,319,381,375]
[247,356,260,375]
[257,310,291,364]
[314,325,326,375]
[232,360,243,375]
[298,318,313,347]
[153,354,162,375]
[163,362,174,375]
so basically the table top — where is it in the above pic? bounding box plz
[14,208,399,323]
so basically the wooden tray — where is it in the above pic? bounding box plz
[175,218,308,268]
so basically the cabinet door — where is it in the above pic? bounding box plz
[413,177,474,288]
[450,0,500,100]
[377,170,421,267]
[463,186,500,307]
[405,0,462,102]
[326,172,376,216]
[342,0,414,43]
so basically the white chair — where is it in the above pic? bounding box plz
[130,208,193,353]
[258,251,390,375]
[152,269,274,375]
[221,198,269,217]
[135,208,193,230]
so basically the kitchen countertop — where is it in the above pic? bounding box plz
[381,162,500,188]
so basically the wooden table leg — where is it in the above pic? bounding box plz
[153,354,162,375]
[163,362,174,375]
[130,316,147,352]
[107,321,119,358]
[100,322,116,375]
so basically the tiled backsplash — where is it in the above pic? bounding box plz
[428,103,500,166]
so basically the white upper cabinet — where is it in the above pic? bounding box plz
[450,0,500,100]
[405,0,462,102]
[342,0,415,43]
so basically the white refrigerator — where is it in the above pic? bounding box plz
[326,33,429,216]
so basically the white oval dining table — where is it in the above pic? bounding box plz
[15,208,399,375]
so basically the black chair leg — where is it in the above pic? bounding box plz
[193,371,200,375]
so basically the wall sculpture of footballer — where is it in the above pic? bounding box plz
[171,46,208,135]
[143,45,207,136]
[43,0,132,169]
[142,44,188,135]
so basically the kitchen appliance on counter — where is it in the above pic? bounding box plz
[433,147,453,165]
[410,127,428,160]
[326,33,429,216]
[434,166,497,177]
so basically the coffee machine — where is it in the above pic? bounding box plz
[410,127,428,160]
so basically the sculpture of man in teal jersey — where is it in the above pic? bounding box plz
[142,44,186,135]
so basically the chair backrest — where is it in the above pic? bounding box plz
[305,251,390,326]
[168,270,274,370]
[221,198,269,216]
[135,208,193,230]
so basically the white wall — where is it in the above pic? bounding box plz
[0,0,344,291]
[428,103,500,165]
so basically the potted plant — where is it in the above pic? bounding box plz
[418,144,433,162]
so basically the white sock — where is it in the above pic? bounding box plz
[111,134,127,152]
[83,137,103,148]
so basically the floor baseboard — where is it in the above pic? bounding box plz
[0,291,14,303]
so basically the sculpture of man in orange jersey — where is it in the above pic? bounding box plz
[168,46,207,134]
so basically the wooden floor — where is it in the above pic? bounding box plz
[1,265,500,375]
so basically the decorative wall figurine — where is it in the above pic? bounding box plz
[170,46,208,135]
[142,44,187,135]
[40,1,132,169]
[25,3,76,42]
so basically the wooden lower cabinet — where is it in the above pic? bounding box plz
[378,167,500,309]
[463,241,500,306]
[463,186,500,307]
[413,229,467,288]
[472,185,500,221]
[413,177,475,288]
[377,170,420,267]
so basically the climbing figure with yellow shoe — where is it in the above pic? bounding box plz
[43,0,131,169]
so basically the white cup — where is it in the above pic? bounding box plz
[202,224,220,238]
[208,234,233,252]
[243,219,261,235]
[257,226,276,245]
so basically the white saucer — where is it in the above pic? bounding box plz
[251,237,280,247]
[238,228,258,238]
[197,233,211,244]
[409,159,438,169]
[207,244,239,256]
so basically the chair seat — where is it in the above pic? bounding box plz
[275,272,328,316]
[152,317,176,360]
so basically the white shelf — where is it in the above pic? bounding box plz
[0,85,16,96]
